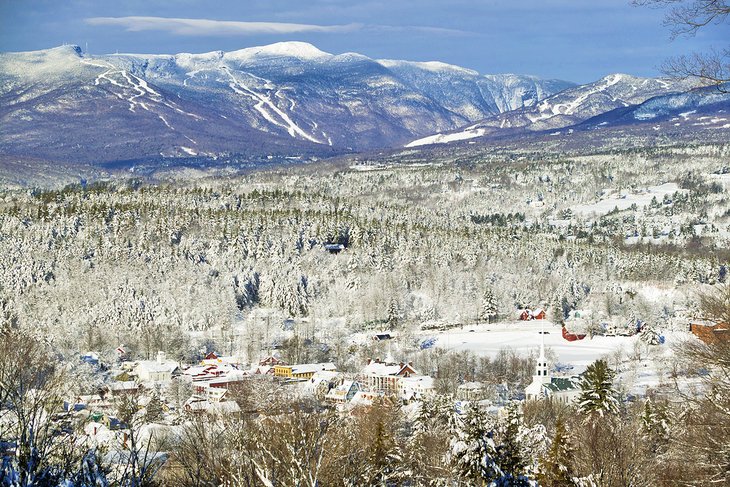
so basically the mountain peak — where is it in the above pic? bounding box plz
[378,59,479,76]
[44,45,83,57]
[226,41,331,61]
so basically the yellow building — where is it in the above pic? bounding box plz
[274,362,337,380]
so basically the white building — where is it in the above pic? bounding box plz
[399,375,435,402]
[134,351,179,383]
[524,329,581,404]
[360,359,417,393]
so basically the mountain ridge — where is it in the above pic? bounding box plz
[0,42,574,167]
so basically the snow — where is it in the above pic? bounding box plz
[223,67,323,144]
[405,128,486,147]
[541,73,625,117]
[430,321,637,373]
[180,146,197,156]
[225,41,331,61]
[571,182,681,218]
[377,59,479,76]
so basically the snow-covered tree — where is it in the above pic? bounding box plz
[480,287,499,323]
[640,399,670,454]
[451,403,502,483]
[577,360,620,418]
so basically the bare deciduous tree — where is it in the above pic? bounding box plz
[634,0,730,87]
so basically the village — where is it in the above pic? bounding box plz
[59,303,728,465]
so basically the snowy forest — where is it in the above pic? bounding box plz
[3,143,730,359]
[0,139,729,486]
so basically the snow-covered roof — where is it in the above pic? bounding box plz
[326,380,357,399]
[361,361,416,377]
[135,359,178,375]
[290,362,337,375]
[399,375,434,389]
[109,381,138,392]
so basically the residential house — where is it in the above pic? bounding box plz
[259,355,287,367]
[134,351,179,383]
[184,395,242,416]
[519,308,546,321]
[325,380,362,404]
[398,375,434,402]
[108,381,139,397]
[305,370,340,398]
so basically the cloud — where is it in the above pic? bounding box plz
[84,16,361,36]
[83,16,469,37]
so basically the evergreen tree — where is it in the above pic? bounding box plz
[577,360,620,418]
[363,402,405,486]
[452,403,502,484]
[537,417,576,487]
[640,399,670,454]
[480,287,499,323]
[494,402,532,486]
[551,296,565,326]
[387,297,400,328]
[638,325,661,346]
[145,392,164,423]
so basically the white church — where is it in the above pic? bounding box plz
[524,328,581,404]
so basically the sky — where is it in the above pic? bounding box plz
[0,0,725,83]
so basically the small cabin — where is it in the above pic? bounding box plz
[324,243,345,254]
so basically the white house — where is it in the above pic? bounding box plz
[398,375,435,402]
[360,359,418,394]
[134,351,179,383]
[325,380,362,404]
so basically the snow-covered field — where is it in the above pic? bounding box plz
[426,320,694,396]
[428,321,636,370]
[571,183,682,218]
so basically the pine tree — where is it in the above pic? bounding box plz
[640,399,670,453]
[363,402,405,486]
[145,392,164,423]
[551,296,565,326]
[481,287,499,323]
[577,359,620,418]
[537,417,576,487]
[638,325,661,346]
[496,403,527,478]
[452,402,502,483]
[387,297,400,328]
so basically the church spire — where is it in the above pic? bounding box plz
[535,320,550,383]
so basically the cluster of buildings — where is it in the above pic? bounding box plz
[73,351,440,425]
[68,326,597,445]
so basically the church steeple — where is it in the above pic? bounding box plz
[534,321,550,384]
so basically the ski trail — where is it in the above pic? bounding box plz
[223,68,322,143]
[81,56,202,122]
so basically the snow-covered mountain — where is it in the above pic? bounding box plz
[581,83,730,128]
[0,42,573,166]
[406,73,701,147]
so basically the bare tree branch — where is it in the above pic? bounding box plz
[634,0,730,87]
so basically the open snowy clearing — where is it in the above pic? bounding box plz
[427,320,691,394]
[571,182,682,218]
[428,321,636,370]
